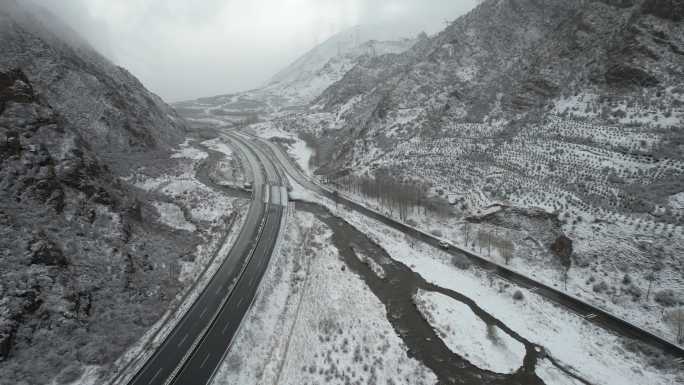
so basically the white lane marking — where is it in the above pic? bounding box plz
[199,353,211,369]
[150,367,164,383]
[583,313,598,320]
[281,186,288,206]
[222,321,232,335]
[178,333,189,347]
[263,184,270,204]
[673,357,684,364]
[270,185,280,205]
[216,285,223,295]
[237,297,243,307]
[199,307,208,319]
[249,276,254,286]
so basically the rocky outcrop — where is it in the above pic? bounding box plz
[550,235,573,268]
[0,321,14,361]
[27,235,67,266]
[642,0,684,22]
[0,68,34,114]
[605,64,660,88]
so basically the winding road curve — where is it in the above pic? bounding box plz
[126,135,287,385]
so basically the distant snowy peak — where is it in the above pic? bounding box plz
[269,25,418,87]
[264,37,416,107]
[174,25,418,123]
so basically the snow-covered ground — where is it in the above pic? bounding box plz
[289,180,683,385]
[202,136,250,188]
[94,139,251,385]
[354,247,387,280]
[250,121,314,176]
[171,139,210,161]
[210,211,436,385]
[129,140,240,225]
[153,201,197,232]
[321,184,684,346]
[535,359,585,385]
[414,289,526,374]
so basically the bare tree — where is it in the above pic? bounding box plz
[463,222,470,248]
[477,229,488,254]
[501,239,515,265]
[678,308,684,344]
[666,307,684,344]
[487,231,492,258]
[645,271,656,301]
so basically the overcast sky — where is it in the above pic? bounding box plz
[40,0,478,102]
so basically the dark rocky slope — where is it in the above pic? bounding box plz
[0,2,194,384]
[314,0,684,169]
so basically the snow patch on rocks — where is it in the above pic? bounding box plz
[153,201,196,232]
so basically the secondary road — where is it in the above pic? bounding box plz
[240,131,684,360]
[126,134,287,385]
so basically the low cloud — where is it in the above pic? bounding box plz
[38,0,478,101]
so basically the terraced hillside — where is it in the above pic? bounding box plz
[260,0,684,344]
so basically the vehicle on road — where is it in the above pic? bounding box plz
[439,240,450,249]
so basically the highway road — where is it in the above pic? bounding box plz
[126,134,287,385]
[242,131,684,360]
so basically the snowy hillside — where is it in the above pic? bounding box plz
[268,24,421,92]
[249,0,684,345]
[174,25,417,127]
[0,2,241,384]
[0,0,186,154]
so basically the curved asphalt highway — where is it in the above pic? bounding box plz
[243,131,684,360]
[127,135,287,385]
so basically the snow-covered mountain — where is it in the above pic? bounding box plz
[0,2,191,383]
[0,0,186,154]
[266,25,421,103]
[314,0,684,165]
[174,25,418,127]
[263,0,684,345]
[265,37,418,108]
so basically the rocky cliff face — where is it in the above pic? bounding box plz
[0,2,192,383]
[314,0,683,168]
[0,0,186,155]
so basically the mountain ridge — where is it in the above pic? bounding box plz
[0,0,186,155]
[259,0,684,347]
[0,3,198,384]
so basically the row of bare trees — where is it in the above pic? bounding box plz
[330,173,451,221]
[463,222,515,263]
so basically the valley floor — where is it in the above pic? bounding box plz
[281,178,683,385]
[249,118,684,348]
[210,209,436,385]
